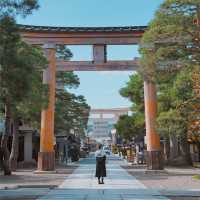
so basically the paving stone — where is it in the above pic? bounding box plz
[37,155,169,200]
[1,156,200,199]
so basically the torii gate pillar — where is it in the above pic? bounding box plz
[38,44,56,171]
[144,81,163,170]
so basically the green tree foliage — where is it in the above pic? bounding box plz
[157,109,187,137]
[56,45,73,61]
[0,0,46,174]
[55,46,90,138]
[115,113,145,141]
[120,73,144,112]
[0,0,39,17]
[139,0,200,81]
[0,0,90,173]
[115,115,135,141]
[115,74,145,141]
[55,91,90,138]
[0,17,47,118]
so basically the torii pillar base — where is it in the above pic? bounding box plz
[146,151,163,170]
[38,152,55,171]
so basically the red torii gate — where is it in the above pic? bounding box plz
[19,25,163,171]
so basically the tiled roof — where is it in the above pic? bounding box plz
[18,24,147,33]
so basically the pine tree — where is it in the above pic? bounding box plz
[0,0,45,175]
[139,0,200,164]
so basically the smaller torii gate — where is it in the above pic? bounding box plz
[19,25,163,171]
[90,108,130,120]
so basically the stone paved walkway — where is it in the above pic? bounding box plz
[38,156,169,200]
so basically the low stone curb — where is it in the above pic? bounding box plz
[160,189,200,197]
[0,188,50,200]
[144,169,168,175]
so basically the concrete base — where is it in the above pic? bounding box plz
[34,170,57,174]
[18,160,37,168]
[38,152,55,171]
[146,150,164,170]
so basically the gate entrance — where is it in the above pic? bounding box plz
[19,25,163,170]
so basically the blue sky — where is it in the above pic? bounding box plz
[17,0,164,109]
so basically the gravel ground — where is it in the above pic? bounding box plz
[0,163,78,200]
[122,164,200,190]
[122,164,200,200]
[0,164,78,189]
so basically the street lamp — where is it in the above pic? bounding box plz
[111,129,117,145]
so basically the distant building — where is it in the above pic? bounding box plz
[87,108,130,143]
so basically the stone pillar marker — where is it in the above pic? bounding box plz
[24,132,33,162]
[144,81,163,170]
[38,43,56,171]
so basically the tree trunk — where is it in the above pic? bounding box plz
[0,104,11,175]
[179,132,192,165]
[163,137,170,162]
[0,147,3,170]
[169,133,179,160]
[9,118,19,171]
[198,143,200,162]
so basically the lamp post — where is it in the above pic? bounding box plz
[111,129,117,145]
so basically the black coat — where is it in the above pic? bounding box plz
[95,156,106,177]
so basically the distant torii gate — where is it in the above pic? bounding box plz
[90,108,130,120]
[19,25,163,171]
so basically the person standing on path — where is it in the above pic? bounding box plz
[95,144,106,184]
